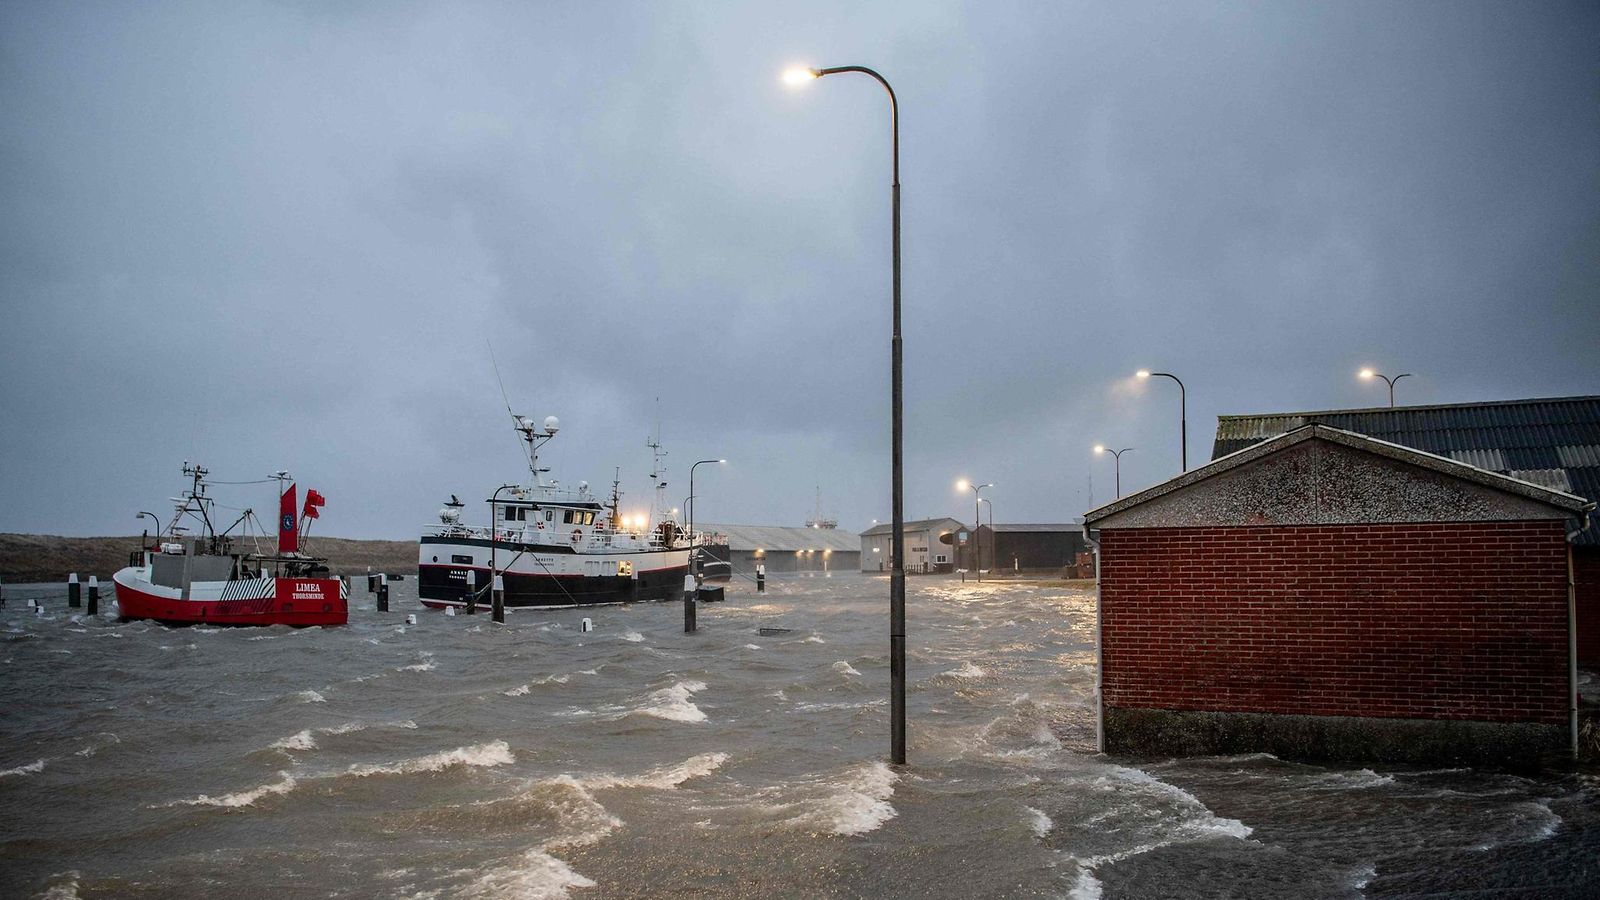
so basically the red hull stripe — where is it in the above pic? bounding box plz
[113,576,347,627]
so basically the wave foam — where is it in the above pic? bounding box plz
[783,762,899,836]
[832,661,861,677]
[582,752,729,792]
[621,631,644,643]
[1024,805,1054,838]
[172,771,298,808]
[458,848,596,900]
[944,661,987,679]
[347,740,514,777]
[294,690,326,703]
[0,759,45,777]
[634,681,708,723]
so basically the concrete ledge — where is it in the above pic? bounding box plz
[1105,706,1568,769]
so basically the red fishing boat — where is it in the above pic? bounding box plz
[112,463,347,626]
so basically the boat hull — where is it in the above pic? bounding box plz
[112,568,348,627]
[417,537,689,609]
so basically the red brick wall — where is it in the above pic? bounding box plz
[1577,545,1600,668]
[1099,520,1571,725]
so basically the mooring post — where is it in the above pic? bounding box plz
[68,573,81,608]
[367,566,376,593]
[492,573,505,624]
[377,573,389,612]
[0,573,6,607]
[581,616,593,633]
[756,563,766,593]
[86,575,99,616]
[683,573,697,633]
[466,569,477,615]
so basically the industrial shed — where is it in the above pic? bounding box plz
[695,523,859,576]
[1085,424,1593,767]
[1213,395,1600,665]
[967,524,1089,574]
[860,517,965,573]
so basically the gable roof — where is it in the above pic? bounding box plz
[860,517,964,537]
[1211,396,1600,543]
[1087,424,1592,528]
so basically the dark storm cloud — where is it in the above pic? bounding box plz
[2,1,1596,537]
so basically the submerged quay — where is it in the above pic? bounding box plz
[3,575,1597,898]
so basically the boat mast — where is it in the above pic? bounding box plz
[647,399,670,525]
[609,466,622,530]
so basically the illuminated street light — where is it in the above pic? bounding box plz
[1359,368,1412,407]
[1094,445,1134,498]
[957,479,993,581]
[786,61,908,766]
[1136,369,1188,471]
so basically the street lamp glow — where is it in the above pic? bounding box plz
[1136,370,1151,379]
[955,478,969,491]
[1094,444,1106,454]
[783,67,820,86]
[1359,368,1376,379]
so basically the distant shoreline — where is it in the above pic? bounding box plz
[0,533,416,583]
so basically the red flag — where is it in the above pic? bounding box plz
[279,483,299,553]
[303,489,326,520]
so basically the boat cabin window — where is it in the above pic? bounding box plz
[545,511,554,522]
[503,507,527,522]
[564,510,575,524]
[452,554,473,564]
[584,512,596,525]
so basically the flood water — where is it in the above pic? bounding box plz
[2,575,1597,898]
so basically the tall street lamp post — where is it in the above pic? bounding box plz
[687,459,726,573]
[979,496,995,573]
[786,63,908,765]
[1359,368,1412,407]
[957,479,993,581]
[1094,446,1134,498]
[1137,370,1187,471]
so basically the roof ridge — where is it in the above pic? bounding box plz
[1217,394,1600,420]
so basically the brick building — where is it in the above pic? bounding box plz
[1084,424,1592,766]
[1213,395,1600,665]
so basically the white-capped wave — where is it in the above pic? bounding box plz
[35,871,82,900]
[272,730,317,751]
[0,759,45,777]
[1069,867,1103,900]
[633,681,709,723]
[803,635,825,644]
[293,690,326,703]
[1024,805,1054,838]
[621,631,644,643]
[170,771,299,808]
[1099,766,1252,840]
[780,762,899,836]
[397,660,436,673]
[832,660,861,677]
[943,661,987,679]
[743,644,762,650]
[1306,768,1394,790]
[581,752,729,792]
[504,684,532,697]
[347,740,514,777]
[457,848,596,900]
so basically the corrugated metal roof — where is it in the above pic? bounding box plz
[982,523,1083,533]
[1212,396,1600,543]
[698,523,860,553]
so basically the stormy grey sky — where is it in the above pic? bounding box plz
[2,1,1596,540]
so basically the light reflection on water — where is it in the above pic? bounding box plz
[1,575,1595,898]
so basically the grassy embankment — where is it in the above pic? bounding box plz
[0,533,416,583]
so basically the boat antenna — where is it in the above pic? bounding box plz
[646,396,671,526]
[609,466,622,530]
[490,340,550,482]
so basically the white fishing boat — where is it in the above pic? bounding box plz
[417,415,692,609]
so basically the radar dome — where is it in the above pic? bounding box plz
[543,416,560,434]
